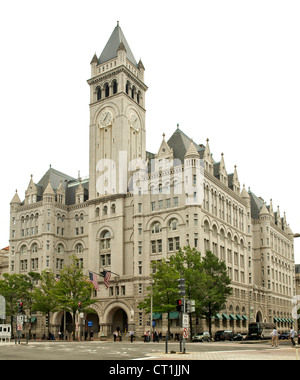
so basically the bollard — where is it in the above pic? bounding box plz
[165,333,168,354]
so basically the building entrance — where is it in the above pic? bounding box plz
[59,311,73,339]
[112,308,128,333]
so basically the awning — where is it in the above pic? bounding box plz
[235,314,243,321]
[168,312,179,319]
[222,313,230,320]
[242,315,248,320]
[214,313,223,319]
[30,316,37,323]
[152,313,162,320]
[229,314,236,320]
[274,317,279,322]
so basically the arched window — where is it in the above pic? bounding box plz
[31,243,38,254]
[105,83,109,97]
[100,230,111,250]
[151,222,162,234]
[97,86,101,101]
[75,243,83,254]
[131,86,136,99]
[112,80,118,94]
[168,218,178,231]
[126,81,130,95]
[57,244,64,254]
[20,245,27,255]
[204,220,210,234]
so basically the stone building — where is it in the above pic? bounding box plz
[0,247,9,279]
[8,23,296,338]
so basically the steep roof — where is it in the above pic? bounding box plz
[248,190,264,219]
[167,126,205,164]
[37,167,76,194]
[98,22,138,67]
[31,167,89,205]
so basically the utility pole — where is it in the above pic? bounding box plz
[178,278,187,353]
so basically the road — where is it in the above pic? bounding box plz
[0,339,298,361]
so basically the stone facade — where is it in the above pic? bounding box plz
[0,247,9,279]
[8,23,296,339]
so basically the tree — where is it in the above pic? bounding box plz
[54,256,97,340]
[138,247,232,339]
[31,270,60,338]
[138,258,180,336]
[0,273,38,336]
[170,246,204,337]
[197,251,232,337]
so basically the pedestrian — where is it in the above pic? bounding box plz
[130,329,134,343]
[159,331,162,341]
[271,327,278,347]
[113,330,118,342]
[144,331,148,343]
[289,326,296,347]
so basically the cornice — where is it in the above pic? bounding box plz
[87,66,148,92]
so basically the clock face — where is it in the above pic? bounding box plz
[130,112,140,131]
[99,110,112,127]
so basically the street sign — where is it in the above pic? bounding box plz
[17,324,23,331]
[17,315,23,324]
[182,313,189,328]
[182,328,188,339]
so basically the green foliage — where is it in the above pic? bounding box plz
[138,247,232,337]
[0,256,97,339]
[55,256,96,313]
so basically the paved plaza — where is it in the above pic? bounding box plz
[0,340,299,361]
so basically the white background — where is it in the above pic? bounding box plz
[0,0,299,262]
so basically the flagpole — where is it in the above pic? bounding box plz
[88,269,120,277]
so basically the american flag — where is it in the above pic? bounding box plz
[102,270,111,289]
[89,271,99,290]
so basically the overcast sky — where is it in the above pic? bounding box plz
[1,0,300,262]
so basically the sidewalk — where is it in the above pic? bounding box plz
[151,344,300,360]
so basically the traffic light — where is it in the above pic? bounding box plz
[78,302,82,311]
[176,299,184,312]
[18,301,23,314]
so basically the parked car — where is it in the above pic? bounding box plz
[192,332,211,342]
[279,331,290,340]
[214,330,234,341]
[233,333,244,341]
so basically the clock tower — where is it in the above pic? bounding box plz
[87,22,148,199]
